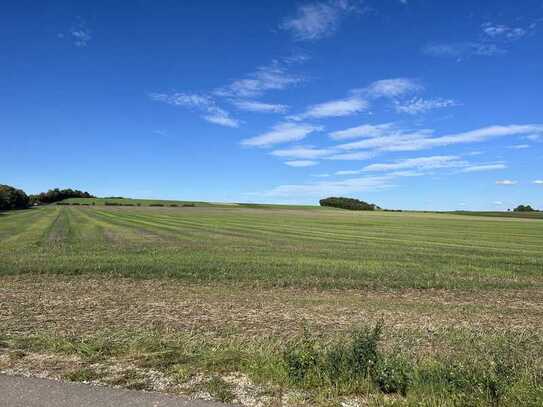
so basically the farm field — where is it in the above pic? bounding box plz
[2,205,543,405]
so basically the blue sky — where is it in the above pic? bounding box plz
[2,0,542,210]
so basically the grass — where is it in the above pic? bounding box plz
[1,204,543,405]
[1,205,542,289]
[447,210,543,220]
[2,325,543,406]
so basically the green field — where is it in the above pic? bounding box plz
[1,205,543,405]
[1,205,542,289]
[447,210,543,220]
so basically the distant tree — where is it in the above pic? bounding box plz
[513,204,536,212]
[30,188,95,204]
[0,184,29,210]
[319,197,381,211]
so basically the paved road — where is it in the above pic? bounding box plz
[0,374,232,407]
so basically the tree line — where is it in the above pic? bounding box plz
[0,185,94,210]
[30,188,94,204]
[319,197,381,211]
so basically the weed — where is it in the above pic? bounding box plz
[201,376,235,403]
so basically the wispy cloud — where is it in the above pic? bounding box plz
[231,100,289,113]
[460,163,506,173]
[255,175,395,198]
[202,109,240,127]
[534,180,543,185]
[271,146,333,159]
[280,0,361,41]
[285,160,319,167]
[363,78,422,98]
[362,155,466,172]
[395,97,458,114]
[496,180,517,185]
[336,124,543,152]
[290,96,368,120]
[149,92,240,127]
[241,123,323,147]
[271,146,374,161]
[508,144,530,149]
[72,29,92,47]
[423,42,505,59]
[214,61,303,98]
[329,123,395,140]
[481,22,531,42]
[253,168,425,198]
[323,151,375,161]
[423,21,536,60]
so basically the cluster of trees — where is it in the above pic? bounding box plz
[0,184,30,210]
[1,185,96,210]
[30,188,94,204]
[513,204,538,212]
[320,197,381,211]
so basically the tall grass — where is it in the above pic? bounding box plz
[4,324,543,406]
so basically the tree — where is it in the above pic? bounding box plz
[0,184,29,210]
[29,188,95,204]
[513,204,536,212]
[319,197,380,211]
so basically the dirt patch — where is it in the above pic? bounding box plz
[2,275,543,340]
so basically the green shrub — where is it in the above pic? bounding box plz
[283,331,319,384]
[283,322,383,388]
[373,354,413,395]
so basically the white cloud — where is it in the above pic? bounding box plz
[335,169,362,175]
[364,78,422,98]
[291,96,368,120]
[481,23,528,42]
[424,22,534,60]
[231,100,289,113]
[214,62,303,98]
[149,92,240,127]
[202,109,240,128]
[329,123,395,140]
[241,123,323,147]
[508,144,530,149]
[336,124,543,152]
[534,180,543,185]
[69,21,92,47]
[526,134,542,142]
[257,175,395,198]
[72,29,92,47]
[460,163,506,173]
[496,180,517,185]
[493,201,504,205]
[323,151,375,161]
[423,42,506,59]
[285,160,319,167]
[280,0,360,41]
[253,169,424,198]
[362,155,465,172]
[395,98,458,114]
[149,92,212,108]
[271,146,333,159]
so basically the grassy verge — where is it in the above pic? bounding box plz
[2,325,542,406]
